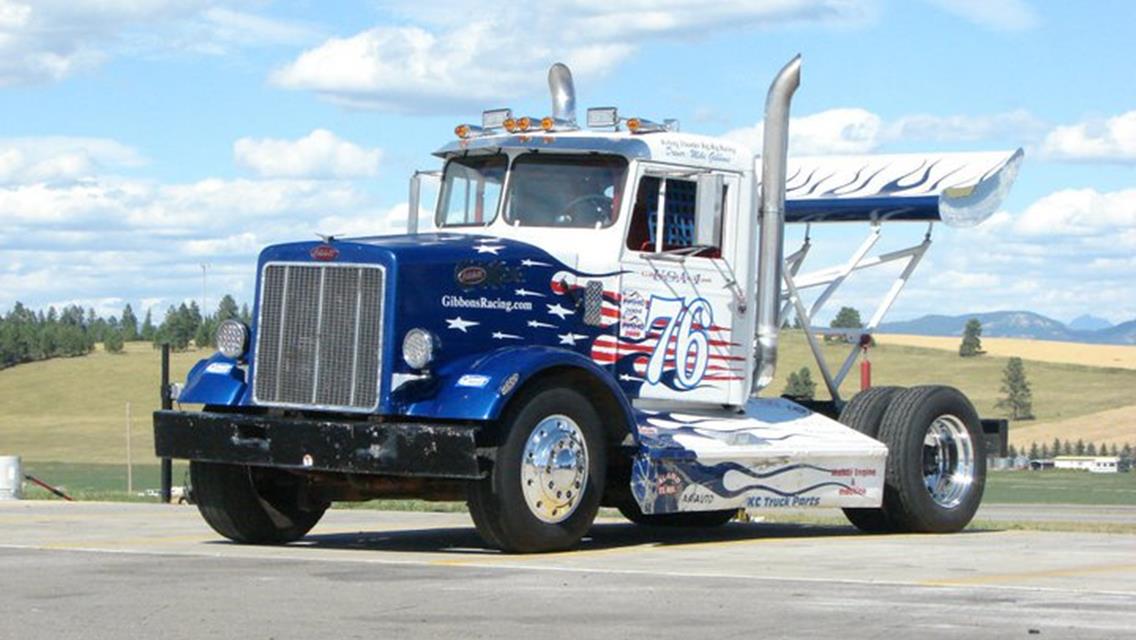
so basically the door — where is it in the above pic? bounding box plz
[614,164,747,406]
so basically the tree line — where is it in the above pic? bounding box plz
[1011,440,1133,462]
[0,295,250,369]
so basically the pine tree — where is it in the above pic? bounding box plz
[783,367,816,400]
[959,318,984,357]
[121,304,139,341]
[828,306,863,343]
[1051,438,1062,458]
[1028,442,1039,459]
[141,309,156,341]
[1062,439,1073,456]
[1008,444,1018,458]
[1086,442,1097,456]
[1075,439,1085,455]
[216,295,240,322]
[1040,443,1049,459]
[995,357,1034,420]
[104,329,125,354]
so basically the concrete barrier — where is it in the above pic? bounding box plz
[0,456,23,500]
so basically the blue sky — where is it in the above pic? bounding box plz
[1,0,1133,324]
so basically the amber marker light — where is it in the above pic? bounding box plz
[517,116,532,132]
[455,124,471,139]
[503,118,517,133]
[540,116,555,131]
[627,118,642,133]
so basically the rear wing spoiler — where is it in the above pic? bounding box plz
[779,149,1023,227]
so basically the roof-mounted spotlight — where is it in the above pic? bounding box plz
[586,107,619,129]
[482,108,512,130]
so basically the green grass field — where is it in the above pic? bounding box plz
[984,470,1136,505]
[21,463,1132,512]
[1,334,1133,467]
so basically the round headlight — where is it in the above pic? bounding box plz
[216,320,249,359]
[402,328,436,370]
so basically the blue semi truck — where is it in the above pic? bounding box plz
[154,57,1020,552]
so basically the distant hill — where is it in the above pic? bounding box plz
[1069,314,1113,332]
[1094,319,1136,345]
[879,311,1136,345]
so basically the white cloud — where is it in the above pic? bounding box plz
[271,1,872,112]
[1014,188,1136,238]
[924,0,1039,31]
[886,110,1045,143]
[0,133,383,312]
[722,107,1041,155]
[1042,110,1136,163]
[724,107,882,155]
[234,129,382,179]
[0,1,316,86]
[0,136,145,184]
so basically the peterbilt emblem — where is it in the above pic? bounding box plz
[454,260,524,289]
[310,245,339,261]
[457,265,488,287]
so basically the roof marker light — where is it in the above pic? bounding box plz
[455,124,484,139]
[627,117,667,134]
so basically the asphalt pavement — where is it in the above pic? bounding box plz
[1,501,1133,639]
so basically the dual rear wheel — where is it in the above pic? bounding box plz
[840,385,986,534]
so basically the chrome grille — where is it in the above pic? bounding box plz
[253,263,384,411]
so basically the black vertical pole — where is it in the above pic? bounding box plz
[160,343,172,504]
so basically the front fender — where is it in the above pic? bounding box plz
[177,353,247,406]
[394,347,635,434]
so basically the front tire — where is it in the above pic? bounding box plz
[877,386,986,533]
[190,461,327,544]
[467,385,606,553]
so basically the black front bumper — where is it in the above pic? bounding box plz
[154,410,483,479]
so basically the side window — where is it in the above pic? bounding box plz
[436,154,507,227]
[626,175,726,256]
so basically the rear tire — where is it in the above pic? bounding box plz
[190,461,327,544]
[466,384,606,553]
[838,386,903,533]
[877,386,986,533]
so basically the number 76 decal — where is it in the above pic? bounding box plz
[644,296,713,390]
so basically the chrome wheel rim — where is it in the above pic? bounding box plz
[520,414,588,524]
[922,414,976,509]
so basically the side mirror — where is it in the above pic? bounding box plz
[408,170,441,234]
[695,173,724,246]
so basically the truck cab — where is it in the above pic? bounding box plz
[155,58,1021,552]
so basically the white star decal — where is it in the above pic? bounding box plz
[547,303,574,319]
[521,259,552,267]
[558,333,589,346]
[492,332,523,340]
[515,288,545,298]
[527,320,556,329]
[445,316,479,333]
[475,244,504,255]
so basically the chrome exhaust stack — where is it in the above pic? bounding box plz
[752,55,802,395]
[547,63,578,128]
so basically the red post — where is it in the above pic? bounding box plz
[858,333,872,391]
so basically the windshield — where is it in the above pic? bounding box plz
[503,154,628,228]
[436,154,507,227]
